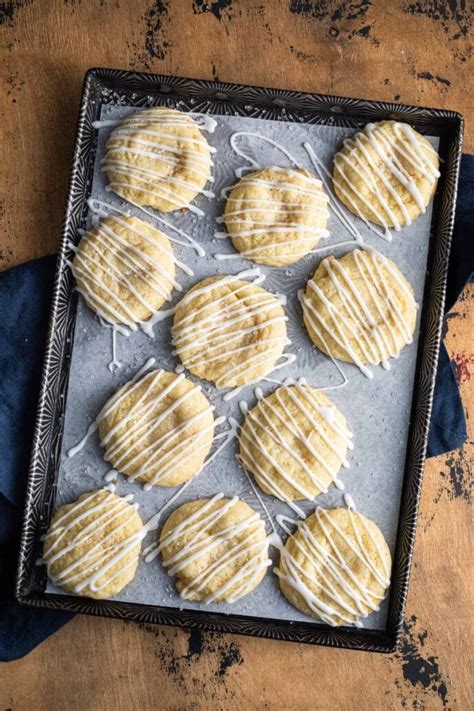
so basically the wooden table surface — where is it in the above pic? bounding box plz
[1,2,472,709]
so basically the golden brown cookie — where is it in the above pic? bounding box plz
[102,107,214,212]
[158,494,270,603]
[220,167,329,266]
[72,215,176,328]
[172,274,288,388]
[301,248,417,377]
[98,369,215,488]
[333,120,440,233]
[239,383,353,502]
[41,488,144,599]
[275,507,391,626]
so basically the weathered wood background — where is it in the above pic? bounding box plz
[0,1,472,709]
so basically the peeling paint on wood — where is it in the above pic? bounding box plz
[0,2,472,709]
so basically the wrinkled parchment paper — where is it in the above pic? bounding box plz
[49,105,438,631]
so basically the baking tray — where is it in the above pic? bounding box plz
[16,68,463,653]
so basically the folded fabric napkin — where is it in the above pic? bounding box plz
[1,156,472,662]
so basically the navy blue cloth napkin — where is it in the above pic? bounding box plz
[0,257,73,662]
[428,153,473,456]
[1,157,472,662]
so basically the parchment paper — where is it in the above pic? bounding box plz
[49,104,438,631]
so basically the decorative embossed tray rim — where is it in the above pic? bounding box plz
[16,67,463,653]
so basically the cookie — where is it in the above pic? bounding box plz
[102,107,214,212]
[301,248,417,377]
[98,369,215,488]
[158,494,270,603]
[221,167,329,266]
[72,215,176,329]
[41,488,144,599]
[238,383,353,502]
[333,120,440,232]
[172,273,288,388]
[275,507,391,626]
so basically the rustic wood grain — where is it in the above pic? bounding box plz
[0,2,472,709]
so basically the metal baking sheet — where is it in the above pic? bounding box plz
[17,69,463,653]
[51,106,436,632]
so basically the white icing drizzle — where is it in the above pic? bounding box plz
[222,353,297,402]
[344,493,356,510]
[108,325,122,373]
[97,369,216,489]
[275,513,297,535]
[238,457,278,535]
[132,201,206,257]
[87,197,202,261]
[134,357,158,379]
[300,247,416,379]
[172,269,291,389]
[93,111,217,134]
[67,358,157,459]
[304,142,371,243]
[273,506,391,626]
[39,488,145,594]
[99,318,131,341]
[101,108,215,216]
[237,382,352,510]
[67,421,99,458]
[229,132,303,177]
[332,122,439,235]
[155,493,271,603]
